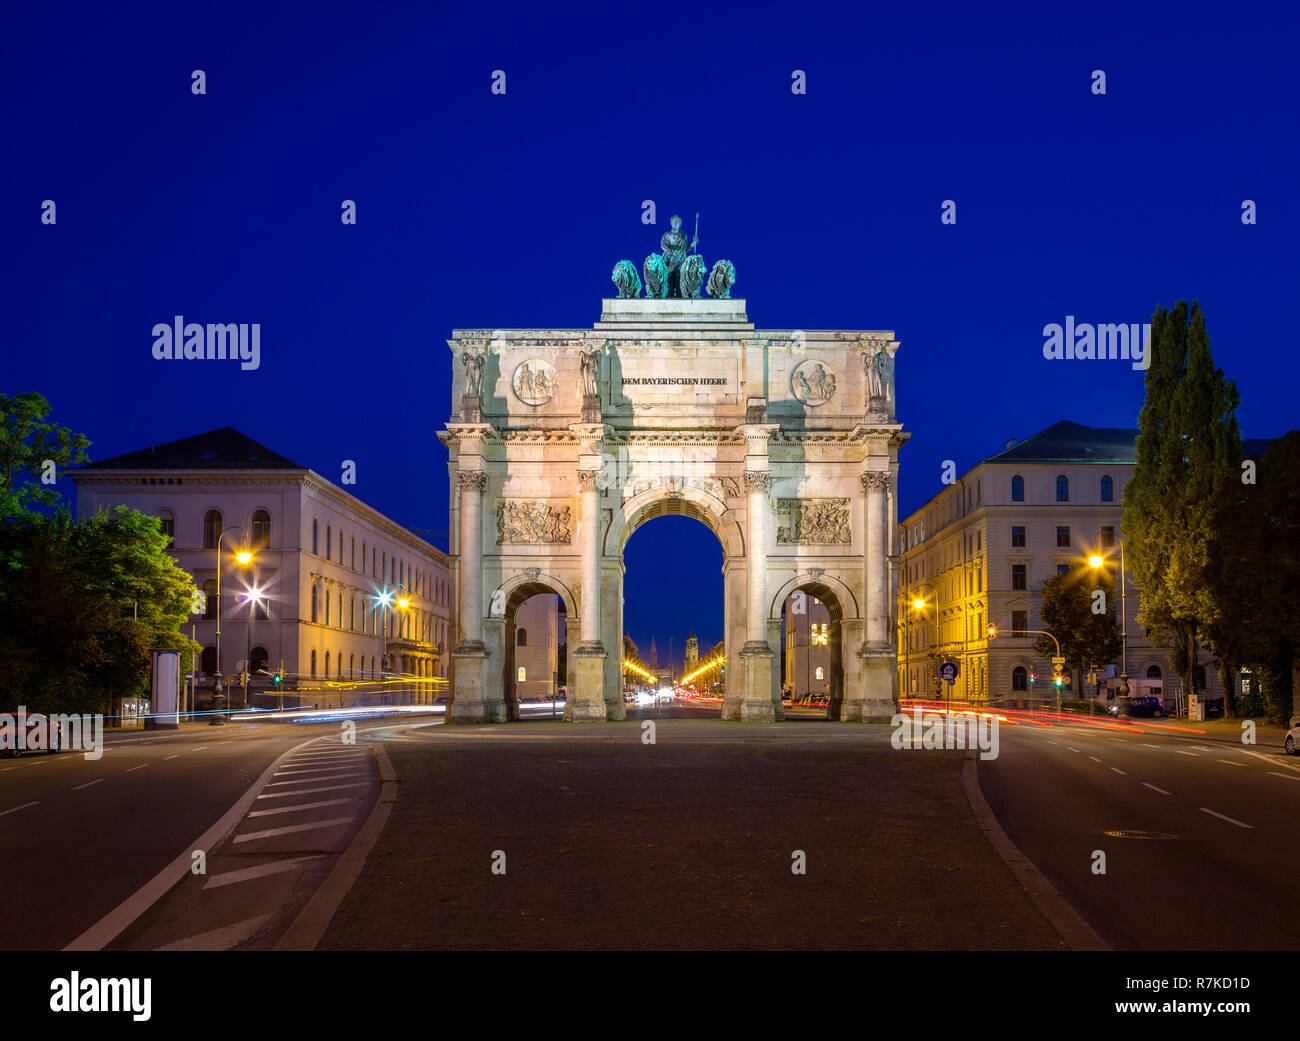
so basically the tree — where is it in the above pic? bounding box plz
[0,392,91,518]
[1122,301,1241,705]
[1035,564,1121,675]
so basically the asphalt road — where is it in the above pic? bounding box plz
[978,713,1300,949]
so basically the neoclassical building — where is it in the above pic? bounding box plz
[895,420,1260,707]
[440,295,908,723]
[72,428,451,709]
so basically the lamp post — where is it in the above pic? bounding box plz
[239,587,264,711]
[907,583,945,708]
[1089,541,1130,710]
[212,526,252,725]
[375,583,409,706]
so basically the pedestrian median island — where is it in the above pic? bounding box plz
[315,722,1067,950]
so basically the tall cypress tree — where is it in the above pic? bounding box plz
[1122,301,1240,706]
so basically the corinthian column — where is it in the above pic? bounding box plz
[735,468,775,722]
[861,470,890,650]
[456,469,486,650]
[571,467,608,720]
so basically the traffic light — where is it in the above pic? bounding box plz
[1029,672,1037,685]
[1053,672,1064,689]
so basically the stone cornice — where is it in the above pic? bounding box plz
[300,471,448,563]
[72,470,309,488]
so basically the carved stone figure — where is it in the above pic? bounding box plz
[611,260,642,299]
[497,500,572,544]
[706,259,736,299]
[776,498,852,544]
[579,347,599,397]
[660,214,699,298]
[679,254,707,300]
[643,253,667,299]
[863,350,882,400]
[461,349,485,396]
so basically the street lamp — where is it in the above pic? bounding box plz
[239,586,265,710]
[1089,540,1129,708]
[212,526,253,725]
[907,583,947,706]
[375,582,409,705]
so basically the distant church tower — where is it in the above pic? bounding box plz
[684,631,699,673]
[649,636,658,668]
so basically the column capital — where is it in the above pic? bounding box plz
[577,469,601,491]
[742,470,772,493]
[860,470,890,493]
[457,469,487,492]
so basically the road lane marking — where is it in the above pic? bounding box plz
[1109,767,1127,775]
[256,782,370,800]
[267,770,367,786]
[1142,783,1171,795]
[203,857,326,890]
[163,754,180,761]
[1142,743,1160,749]
[1199,807,1253,829]
[125,765,149,773]
[1192,746,1215,752]
[155,914,274,951]
[1269,771,1300,782]
[1088,756,1101,763]
[1241,749,1300,772]
[72,779,103,791]
[1173,750,1199,756]
[275,764,368,776]
[1067,747,1080,753]
[233,817,355,844]
[191,746,207,752]
[247,797,359,818]
[1216,759,1245,767]
[0,801,39,817]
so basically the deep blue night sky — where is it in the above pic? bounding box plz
[3,2,1297,667]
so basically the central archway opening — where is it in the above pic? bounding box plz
[621,513,725,718]
[501,583,568,721]
[779,582,846,720]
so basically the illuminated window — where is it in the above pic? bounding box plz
[518,666,527,682]
[815,667,824,680]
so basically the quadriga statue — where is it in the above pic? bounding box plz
[643,253,668,299]
[706,259,736,299]
[611,260,642,299]
[679,254,707,299]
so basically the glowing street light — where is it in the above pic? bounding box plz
[212,525,253,725]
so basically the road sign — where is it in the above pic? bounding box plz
[1051,656,1066,668]
[938,661,959,686]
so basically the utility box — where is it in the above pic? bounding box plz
[148,650,181,729]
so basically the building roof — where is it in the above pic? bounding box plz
[983,421,1137,465]
[79,427,303,470]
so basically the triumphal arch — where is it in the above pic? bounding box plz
[439,236,907,723]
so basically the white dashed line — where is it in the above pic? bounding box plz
[1192,746,1215,753]
[0,801,39,817]
[72,779,102,791]
[1142,743,1160,749]
[1199,807,1253,829]
[1216,759,1244,767]
[1109,767,1127,775]
[1142,783,1171,795]
[1066,747,1080,753]
[1268,771,1300,782]
[163,754,180,761]
[1173,750,1199,757]
[1088,756,1102,763]
[125,765,148,773]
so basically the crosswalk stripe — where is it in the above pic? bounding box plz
[233,817,355,843]
[203,857,326,890]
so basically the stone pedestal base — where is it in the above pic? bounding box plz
[460,394,481,423]
[723,642,775,722]
[570,644,608,722]
[841,650,898,722]
[581,394,602,424]
[450,645,505,724]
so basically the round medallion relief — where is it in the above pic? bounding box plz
[512,359,557,406]
[791,359,837,406]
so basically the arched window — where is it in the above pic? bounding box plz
[1146,664,1162,679]
[326,525,332,559]
[200,646,217,675]
[203,580,218,620]
[203,510,222,548]
[1055,475,1069,502]
[325,651,331,677]
[517,626,528,647]
[310,649,317,677]
[312,519,319,555]
[815,666,824,680]
[338,653,343,678]
[518,666,527,682]
[350,653,355,678]
[1012,666,1028,691]
[1011,475,1025,502]
[311,582,319,623]
[337,591,342,627]
[250,646,269,675]
[252,509,271,547]
[158,509,175,541]
[1100,475,1114,502]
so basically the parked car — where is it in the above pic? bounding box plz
[0,715,64,757]
[1286,726,1300,756]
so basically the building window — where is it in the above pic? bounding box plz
[1055,475,1069,502]
[1012,666,1028,691]
[1011,475,1025,502]
[1147,665,1162,679]
[325,589,331,626]
[1194,666,1207,691]
[326,526,332,559]
[200,646,217,674]
[351,537,356,570]
[350,653,355,678]
[517,627,528,647]
[1011,525,1025,548]
[325,651,330,677]
[203,580,218,619]
[311,582,319,623]
[250,595,268,620]
[1056,526,1071,547]
[1011,610,1027,637]
[350,597,356,631]
[518,666,527,682]
[203,510,222,549]
[252,510,271,548]
[815,666,824,680]
[312,519,319,555]
[337,592,342,627]
[1100,526,1115,548]
[311,650,317,678]
[1011,564,1027,590]
[159,510,175,541]
[250,646,269,675]
[1057,564,1070,575]
[1101,475,1114,502]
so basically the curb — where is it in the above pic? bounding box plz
[962,753,1109,951]
[273,741,398,951]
